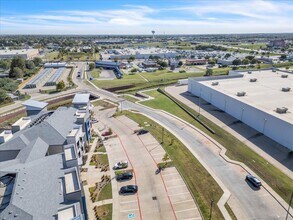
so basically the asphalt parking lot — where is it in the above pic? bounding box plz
[100,109,202,220]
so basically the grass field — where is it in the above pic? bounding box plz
[43,51,99,61]
[92,69,208,93]
[43,51,59,61]
[89,69,101,78]
[98,182,112,201]
[121,94,140,102]
[236,43,267,50]
[116,111,225,219]
[141,90,293,204]
[94,204,112,220]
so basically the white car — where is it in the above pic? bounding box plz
[113,161,128,170]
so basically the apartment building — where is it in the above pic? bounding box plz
[0,93,93,220]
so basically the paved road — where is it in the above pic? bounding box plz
[3,62,292,219]
[72,63,292,219]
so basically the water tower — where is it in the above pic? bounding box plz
[151,30,155,39]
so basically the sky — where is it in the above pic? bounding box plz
[1,0,293,35]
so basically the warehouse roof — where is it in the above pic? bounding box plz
[191,70,293,123]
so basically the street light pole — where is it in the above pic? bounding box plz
[209,199,214,220]
[286,191,293,220]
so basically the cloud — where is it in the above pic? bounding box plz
[1,1,293,34]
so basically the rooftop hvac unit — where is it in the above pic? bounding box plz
[276,107,288,114]
[250,78,257,82]
[212,82,219,86]
[281,87,291,92]
[248,71,252,74]
[237,91,246,97]
[281,74,288,78]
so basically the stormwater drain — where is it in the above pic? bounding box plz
[152,196,157,200]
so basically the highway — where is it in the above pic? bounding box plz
[2,62,292,219]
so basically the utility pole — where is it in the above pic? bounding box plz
[209,199,214,220]
[286,191,293,220]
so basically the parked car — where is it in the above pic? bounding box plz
[113,161,128,170]
[119,185,138,194]
[101,131,111,136]
[246,174,262,187]
[91,119,98,123]
[116,171,133,181]
[137,129,149,135]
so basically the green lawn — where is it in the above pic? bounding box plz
[141,90,293,204]
[89,69,101,78]
[92,70,208,93]
[92,99,116,109]
[98,182,112,201]
[236,43,267,50]
[43,51,59,61]
[116,111,225,220]
[90,154,109,166]
[94,204,112,220]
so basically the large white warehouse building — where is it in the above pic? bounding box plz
[188,69,293,150]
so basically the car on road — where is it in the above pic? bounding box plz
[119,185,138,194]
[113,161,128,170]
[116,171,133,181]
[137,129,149,135]
[246,174,262,187]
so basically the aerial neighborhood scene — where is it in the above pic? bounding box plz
[0,0,293,220]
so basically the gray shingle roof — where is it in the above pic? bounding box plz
[72,94,90,104]
[22,100,48,109]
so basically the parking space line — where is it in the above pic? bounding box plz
[120,200,137,204]
[162,172,178,177]
[167,184,188,189]
[164,178,182,182]
[184,217,202,220]
[175,207,198,213]
[120,208,139,212]
[172,199,194,205]
[169,192,190,196]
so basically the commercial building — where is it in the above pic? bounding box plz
[95,61,123,79]
[186,59,208,65]
[105,47,179,60]
[0,94,92,219]
[0,49,39,60]
[188,69,292,150]
[268,39,286,48]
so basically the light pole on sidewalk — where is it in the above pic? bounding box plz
[286,191,293,220]
[209,199,214,220]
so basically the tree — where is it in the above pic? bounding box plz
[280,54,287,60]
[26,60,35,69]
[89,63,95,71]
[0,78,18,92]
[250,58,258,64]
[56,80,65,91]
[205,68,213,76]
[208,60,216,66]
[0,88,8,102]
[0,60,10,70]
[224,53,231,59]
[10,56,25,72]
[158,61,168,68]
[242,59,250,65]
[33,57,42,66]
[232,59,242,66]
[128,56,135,61]
[130,68,138,73]
[10,67,23,78]
[178,61,183,66]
